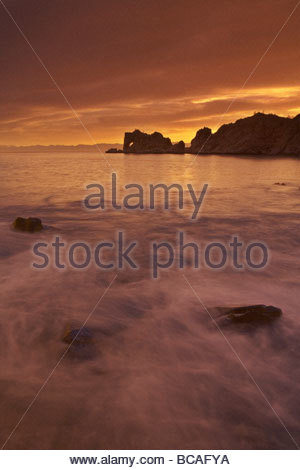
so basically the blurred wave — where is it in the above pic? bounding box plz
[0,152,300,449]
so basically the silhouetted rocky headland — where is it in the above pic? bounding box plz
[117,113,300,156]
[190,113,300,155]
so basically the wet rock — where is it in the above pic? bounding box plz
[226,304,282,324]
[62,326,93,345]
[62,325,95,359]
[13,217,43,232]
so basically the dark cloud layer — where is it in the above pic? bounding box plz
[0,0,300,144]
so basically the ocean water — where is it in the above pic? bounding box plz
[0,151,300,449]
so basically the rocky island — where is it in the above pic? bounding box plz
[106,112,300,156]
[123,129,185,154]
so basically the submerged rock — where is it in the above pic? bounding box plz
[62,325,95,359]
[13,217,43,232]
[62,326,93,345]
[226,304,282,324]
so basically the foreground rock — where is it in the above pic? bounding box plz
[189,113,300,155]
[13,217,43,232]
[123,129,185,154]
[224,304,282,324]
[62,325,95,359]
[62,326,93,345]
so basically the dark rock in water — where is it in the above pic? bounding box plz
[62,326,93,345]
[226,304,282,324]
[13,217,43,232]
[123,129,185,154]
[62,325,95,359]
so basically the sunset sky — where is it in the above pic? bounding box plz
[1,0,300,145]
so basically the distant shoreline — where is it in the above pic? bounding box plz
[1,149,300,158]
[0,143,122,154]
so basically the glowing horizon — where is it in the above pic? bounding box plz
[1,0,300,146]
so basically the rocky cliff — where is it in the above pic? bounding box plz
[123,129,185,154]
[190,113,300,155]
